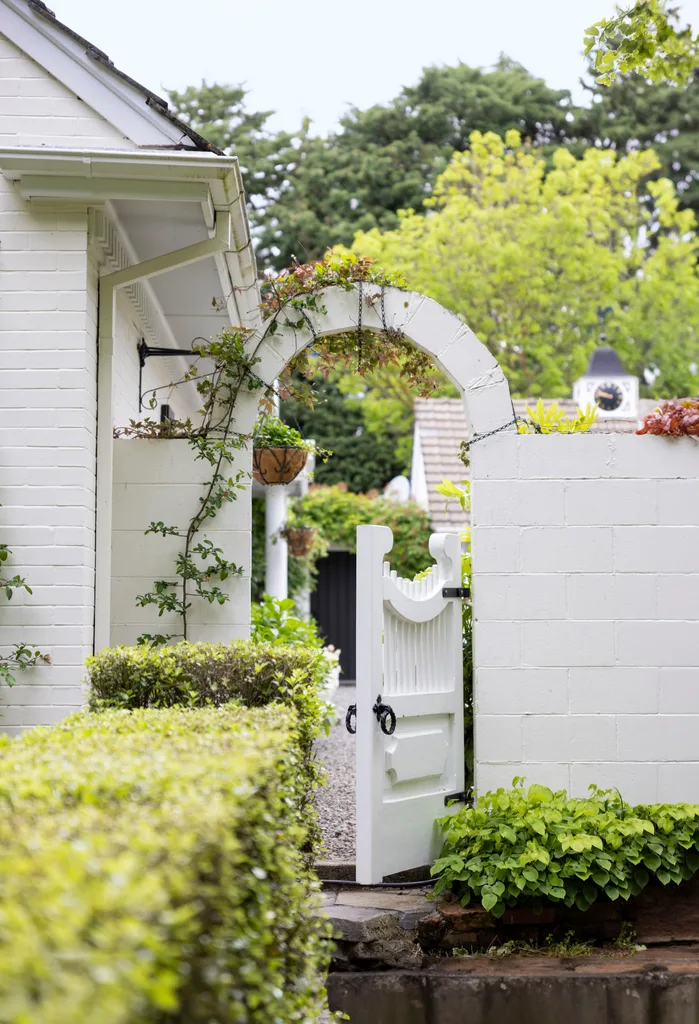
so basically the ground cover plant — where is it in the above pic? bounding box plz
[0,705,331,1023]
[433,780,699,917]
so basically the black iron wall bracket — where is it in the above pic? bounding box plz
[137,339,196,411]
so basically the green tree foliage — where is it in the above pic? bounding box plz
[577,69,699,221]
[586,0,699,86]
[169,64,576,271]
[281,377,406,493]
[255,59,576,269]
[352,131,699,399]
[166,82,294,216]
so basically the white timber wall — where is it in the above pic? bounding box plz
[111,440,251,646]
[471,432,699,805]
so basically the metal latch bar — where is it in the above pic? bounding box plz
[442,587,470,599]
[444,791,468,806]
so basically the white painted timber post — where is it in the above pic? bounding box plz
[356,523,394,884]
[265,485,288,599]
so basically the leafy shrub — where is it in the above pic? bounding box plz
[433,780,699,917]
[251,596,333,690]
[86,641,333,847]
[251,594,323,648]
[637,398,699,436]
[299,484,432,579]
[0,705,330,1022]
[517,399,598,434]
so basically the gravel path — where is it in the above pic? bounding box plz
[315,684,356,862]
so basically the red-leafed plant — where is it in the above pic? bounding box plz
[637,399,699,436]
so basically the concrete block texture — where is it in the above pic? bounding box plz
[471,431,699,804]
[0,174,96,728]
[110,440,252,646]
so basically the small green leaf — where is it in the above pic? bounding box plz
[481,892,498,912]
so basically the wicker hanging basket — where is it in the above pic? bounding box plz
[252,446,308,485]
[283,526,317,557]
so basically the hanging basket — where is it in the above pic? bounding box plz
[283,526,317,557]
[253,446,308,485]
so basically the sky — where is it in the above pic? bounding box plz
[50,0,699,135]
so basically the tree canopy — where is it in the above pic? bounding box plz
[351,131,699,399]
[169,60,576,270]
[586,0,699,86]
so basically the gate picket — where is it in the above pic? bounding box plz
[355,524,465,884]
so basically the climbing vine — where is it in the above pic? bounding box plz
[116,252,420,645]
[0,521,50,685]
[262,252,440,400]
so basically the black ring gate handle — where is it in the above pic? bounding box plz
[372,694,396,736]
[345,704,357,734]
[345,697,397,736]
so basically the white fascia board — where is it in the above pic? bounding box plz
[0,145,261,326]
[16,175,213,202]
[2,0,184,147]
[0,147,238,181]
[213,167,261,330]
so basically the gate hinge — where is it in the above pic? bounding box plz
[444,791,468,806]
[442,587,470,599]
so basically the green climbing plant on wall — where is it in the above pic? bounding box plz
[116,252,429,645]
[0,515,50,685]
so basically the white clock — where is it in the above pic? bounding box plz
[573,348,639,419]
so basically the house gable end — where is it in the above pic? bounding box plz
[0,31,137,148]
[0,1,211,150]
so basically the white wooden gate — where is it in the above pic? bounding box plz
[354,524,465,884]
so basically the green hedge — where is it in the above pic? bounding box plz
[85,641,331,853]
[0,705,330,1022]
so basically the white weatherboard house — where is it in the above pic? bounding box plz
[0,0,258,729]
[2,1,699,830]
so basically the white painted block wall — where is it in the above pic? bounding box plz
[111,439,251,646]
[0,33,134,148]
[471,433,699,805]
[0,175,96,731]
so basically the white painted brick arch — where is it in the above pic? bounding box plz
[245,285,515,440]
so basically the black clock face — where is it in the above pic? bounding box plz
[594,381,623,412]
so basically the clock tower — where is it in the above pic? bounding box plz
[573,347,639,420]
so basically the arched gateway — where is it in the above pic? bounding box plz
[240,284,515,441]
[238,284,516,883]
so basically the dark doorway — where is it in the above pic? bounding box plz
[311,550,356,681]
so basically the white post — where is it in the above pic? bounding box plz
[355,524,394,884]
[265,486,288,599]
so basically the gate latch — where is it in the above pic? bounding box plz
[345,704,357,735]
[444,791,468,806]
[372,694,397,735]
[345,697,397,736]
[442,587,470,599]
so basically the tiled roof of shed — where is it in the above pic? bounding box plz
[414,397,659,532]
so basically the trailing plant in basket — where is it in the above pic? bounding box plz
[432,780,699,917]
[253,416,319,452]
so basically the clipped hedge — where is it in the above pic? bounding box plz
[433,780,699,917]
[0,705,330,1022]
[86,640,329,755]
[85,641,331,854]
